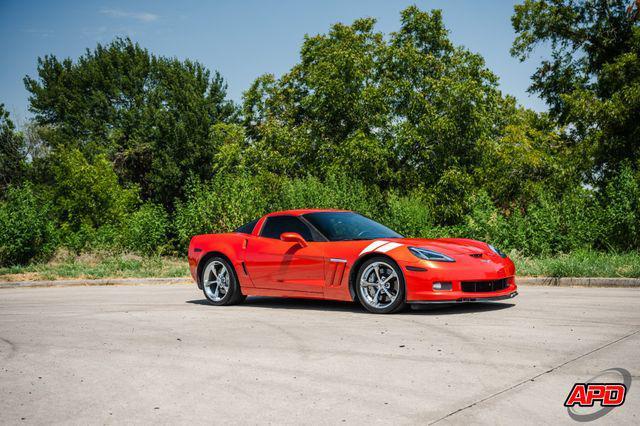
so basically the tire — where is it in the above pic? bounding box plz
[356,256,406,314]
[201,256,245,306]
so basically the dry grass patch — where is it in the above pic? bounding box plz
[0,250,189,281]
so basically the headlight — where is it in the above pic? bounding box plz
[408,247,455,262]
[488,244,507,258]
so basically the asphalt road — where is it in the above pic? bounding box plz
[1,284,639,425]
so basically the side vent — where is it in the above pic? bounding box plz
[241,261,249,276]
[327,258,347,287]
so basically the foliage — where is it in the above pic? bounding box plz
[477,103,573,208]
[3,249,640,281]
[511,0,640,182]
[277,173,382,218]
[1,5,639,269]
[0,104,26,193]
[601,164,640,250]
[382,191,435,238]
[0,251,187,281]
[46,148,138,231]
[512,250,640,278]
[242,7,505,194]
[24,38,237,207]
[173,173,278,251]
[120,203,170,255]
[463,186,610,256]
[0,183,57,266]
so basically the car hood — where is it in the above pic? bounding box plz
[387,238,489,256]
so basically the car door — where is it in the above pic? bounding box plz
[244,215,326,293]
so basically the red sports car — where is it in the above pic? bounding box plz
[188,209,517,314]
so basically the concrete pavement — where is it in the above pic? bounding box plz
[0,284,638,424]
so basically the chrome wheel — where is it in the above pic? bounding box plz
[358,261,400,309]
[203,260,230,302]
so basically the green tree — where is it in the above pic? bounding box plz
[242,7,514,222]
[477,100,574,209]
[242,18,389,181]
[383,7,503,192]
[0,104,26,194]
[24,38,237,207]
[511,0,640,182]
[46,148,138,231]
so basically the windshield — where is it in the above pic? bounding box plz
[303,212,403,241]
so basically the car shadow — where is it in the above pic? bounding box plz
[186,297,515,315]
[408,302,515,315]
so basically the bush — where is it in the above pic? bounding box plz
[120,203,170,255]
[600,165,640,250]
[0,184,57,266]
[511,250,640,278]
[277,173,382,217]
[91,225,121,251]
[461,186,606,256]
[57,222,97,254]
[382,191,435,238]
[174,172,382,251]
[432,168,474,226]
[174,173,278,251]
[464,191,509,246]
[48,148,138,231]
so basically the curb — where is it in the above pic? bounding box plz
[516,277,640,288]
[1,276,639,289]
[0,277,192,289]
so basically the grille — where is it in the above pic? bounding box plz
[461,278,508,293]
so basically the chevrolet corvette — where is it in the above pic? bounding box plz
[188,209,518,314]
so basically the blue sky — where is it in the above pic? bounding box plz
[0,0,550,125]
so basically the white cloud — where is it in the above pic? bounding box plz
[23,28,55,38]
[100,8,159,23]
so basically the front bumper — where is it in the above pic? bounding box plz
[409,290,518,304]
[402,257,517,302]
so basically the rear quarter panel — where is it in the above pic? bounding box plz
[188,233,254,289]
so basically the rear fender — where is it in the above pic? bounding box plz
[188,233,253,289]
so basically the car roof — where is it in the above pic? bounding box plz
[265,208,351,217]
[248,209,354,237]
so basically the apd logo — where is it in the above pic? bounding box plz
[564,368,631,422]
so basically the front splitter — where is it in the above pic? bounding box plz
[409,290,518,304]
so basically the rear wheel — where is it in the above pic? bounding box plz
[201,256,245,305]
[356,257,406,314]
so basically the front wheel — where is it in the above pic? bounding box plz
[356,257,406,314]
[201,256,245,306]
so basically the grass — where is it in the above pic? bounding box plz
[511,250,640,278]
[1,250,639,282]
[0,251,189,281]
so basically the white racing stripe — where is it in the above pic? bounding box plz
[359,240,404,255]
[359,240,390,255]
[376,242,402,253]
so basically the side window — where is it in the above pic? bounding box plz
[260,216,314,241]
[234,218,259,235]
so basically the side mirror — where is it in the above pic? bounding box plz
[280,232,308,247]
